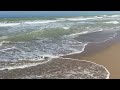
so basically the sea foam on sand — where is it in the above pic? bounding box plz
[16,58,110,79]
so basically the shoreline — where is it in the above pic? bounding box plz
[63,31,120,79]
[0,58,110,79]
[0,32,120,79]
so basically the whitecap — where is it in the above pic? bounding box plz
[0,23,20,27]
[62,27,70,29]
[104,21,119,24]
[24,20,59,24]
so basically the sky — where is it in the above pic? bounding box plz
[0,11,120,17]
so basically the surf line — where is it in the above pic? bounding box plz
[57,33,117,79]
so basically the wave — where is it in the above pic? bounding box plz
[0,46,20,53]
[0,16,119,63]
[0,40,10,46]
[62,27,70,29]
[0,20,106,43]
[103,15,120,18]
[23,20,59,24]
[0,23,20,27]
[0,58,52,70]
[62,31,89,38]
[56,16,103,21]
[62,28,104,39]
[104,21,119,24]
[58,43,88,57]
[4,28,75,42]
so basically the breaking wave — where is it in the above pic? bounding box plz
[0,23,20,27]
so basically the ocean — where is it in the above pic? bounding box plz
[0,14,120,74]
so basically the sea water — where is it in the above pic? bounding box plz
[0,15,120,62]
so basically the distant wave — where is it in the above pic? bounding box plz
[0,23,20,27]
[102,15,120,18]
[56,16,103,21]
[104,21,119,24]
[24,20,59,24]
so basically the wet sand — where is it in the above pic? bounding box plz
[0,58,109,79]
[81,43,120,79]
[63,32,120,79]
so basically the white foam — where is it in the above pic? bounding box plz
[57,16,103,21]
[63,31,89,38]
[0,46,16,52]
[0,41,9,46]
[66,18,94,21]
[0,58,52,70]
[58,43,88,57]
[42,54,59,59]
[0,23,20,27]
[0,63,39,70]
[104,21,119,24]
[62,27,70,29]
[24,20,59,24]
[107,15,120,18]
[93,16,103,19]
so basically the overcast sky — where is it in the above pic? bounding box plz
[0,11,120,17]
